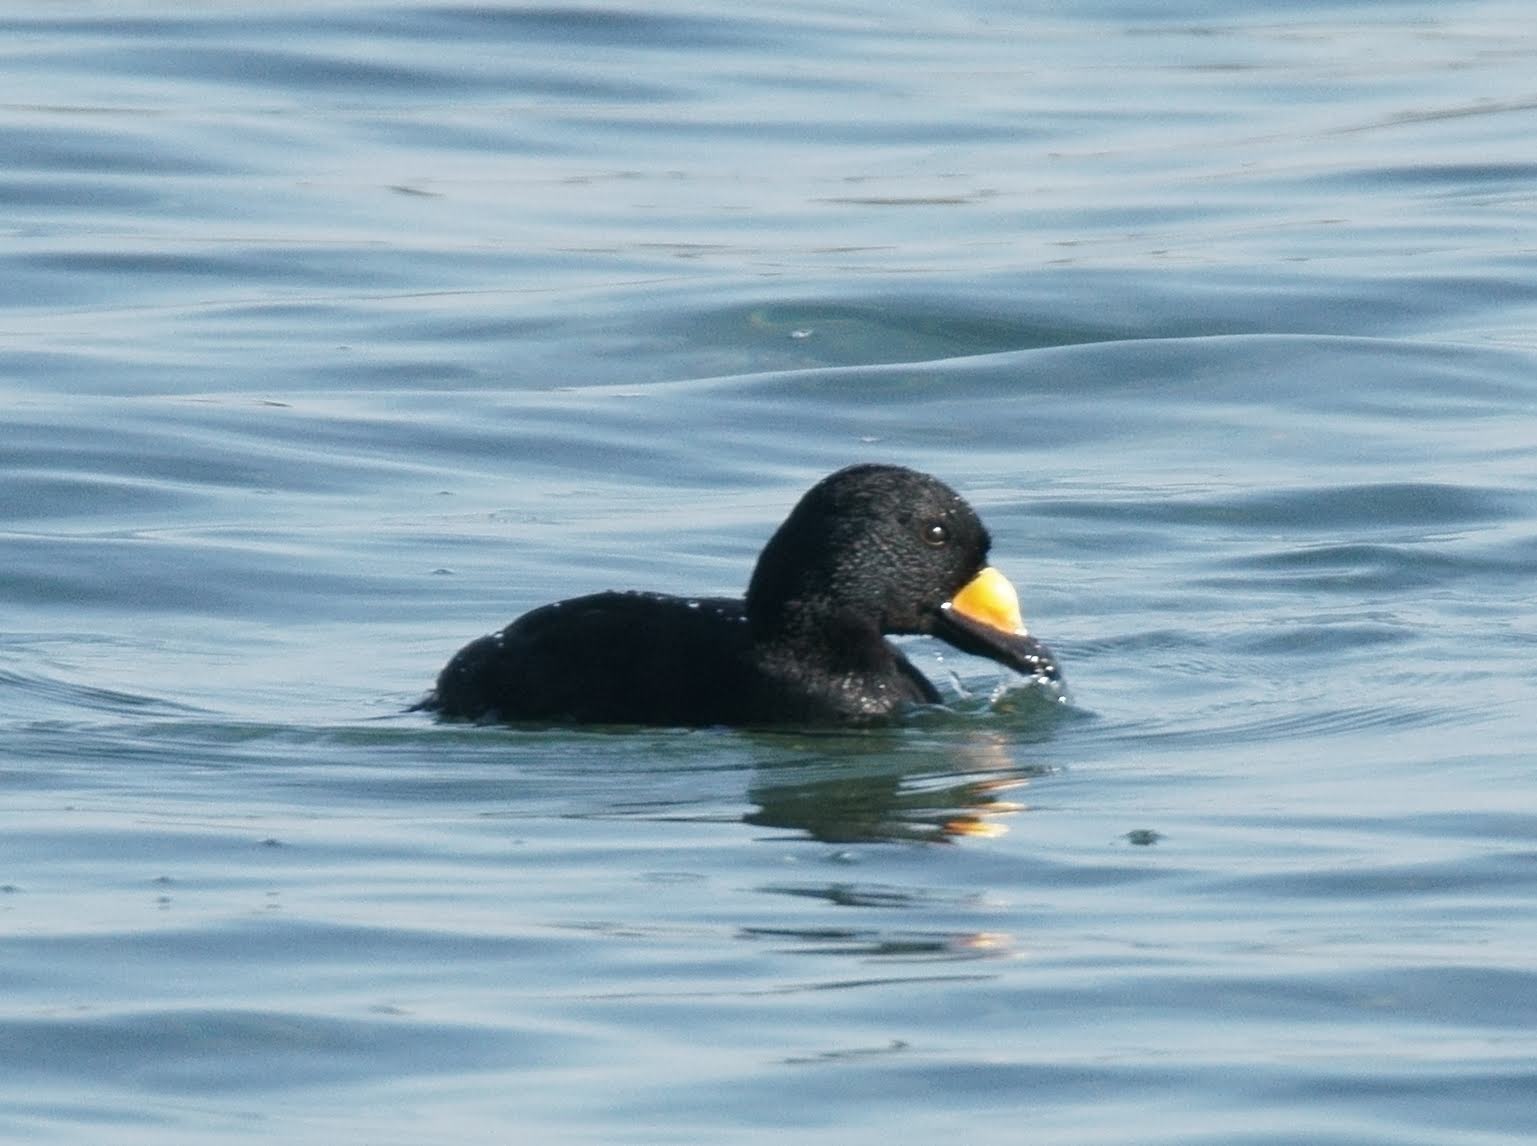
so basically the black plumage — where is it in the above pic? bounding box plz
[420,464,1059,727]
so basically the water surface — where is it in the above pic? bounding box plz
[3,2,1537,1143]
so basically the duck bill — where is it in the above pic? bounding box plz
[934,567,1061,682]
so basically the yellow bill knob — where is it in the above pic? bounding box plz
[947,566,1028,636]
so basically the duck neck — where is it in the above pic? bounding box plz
[751,599,890,674]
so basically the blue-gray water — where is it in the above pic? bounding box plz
[4,2,1537,1143]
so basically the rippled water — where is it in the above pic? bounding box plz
[4,2,1537,1143]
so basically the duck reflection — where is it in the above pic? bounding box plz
[740,921,1013,962]
[735,704,1066,965]
[743,719,1055,845]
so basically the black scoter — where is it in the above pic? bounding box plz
[420,464,1060,727]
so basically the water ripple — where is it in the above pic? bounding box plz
[0,1008,528,1093]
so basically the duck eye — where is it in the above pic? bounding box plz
[923,522,948,547]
